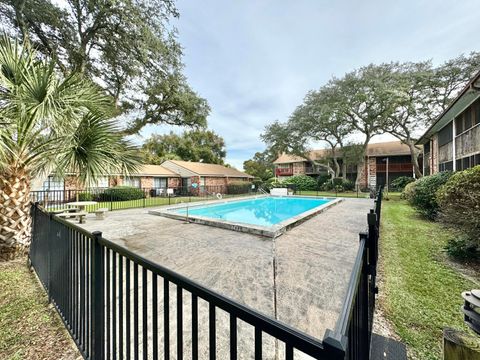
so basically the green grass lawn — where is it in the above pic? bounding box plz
[49,192,253,213]
[379,198,478,359]
[0,260,78,359]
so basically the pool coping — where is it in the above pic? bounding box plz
[148,195,344,238]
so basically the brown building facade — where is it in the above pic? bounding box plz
[36,162,252,194]
[273,141,418,189]
[418,71,480,174]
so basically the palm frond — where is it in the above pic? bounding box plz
[0,32,139,184]
[55,111,141,186]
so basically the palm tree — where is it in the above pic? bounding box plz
[0,35,140,260]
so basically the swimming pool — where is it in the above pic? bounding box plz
[150,195,342,237]
[174,196,332,226]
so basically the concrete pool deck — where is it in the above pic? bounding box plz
[76,197,372,338]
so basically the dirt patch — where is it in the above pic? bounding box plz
[0,258,80,360]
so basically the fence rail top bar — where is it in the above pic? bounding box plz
[40,207,96,239]
[331,235,367,338]
[97,234,328,357]
[32,204,328,358]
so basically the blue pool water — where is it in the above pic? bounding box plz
[174,197,332,227]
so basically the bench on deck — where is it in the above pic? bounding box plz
[57,211,88,224]
[94,207,109,220]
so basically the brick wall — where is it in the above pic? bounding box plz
[168,177,181,188]
[64,176,83,191]
[368,158,377,188]
[226,177,251,184]
[109,176,122,187]
[140,176,153,189]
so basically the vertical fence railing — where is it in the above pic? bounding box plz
[30,204,96,358]
[30,185,255,213]
[323,187,382,360]
[30,187,383,360]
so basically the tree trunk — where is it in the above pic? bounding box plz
[355,141,369,190]
[332,156,340,178]
[0,166,32,260]
[342,157,347,181]
[406,139,423,178]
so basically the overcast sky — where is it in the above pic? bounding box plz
[138,0,479,169]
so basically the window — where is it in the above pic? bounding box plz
[41,176,64,191]
[463,157,470,170]
[439,162,453,172]
[424,142,430,154]
[277,164,290,169]
[153,177,167,188]
[95,176,109,188]
[475,101,480,126]
[456,159,462,171]
[123,177,141,188]
[438,122,453,146]
[476,154,480,167]
[464,108,472,130]
[455,116,463,135]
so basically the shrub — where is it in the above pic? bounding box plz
[316,174,330,188]
[391,176,415,191]
[78,192,94,201]
[322,178,354,192]
[282,175,317,191]
[342,179,355,191]
[99,186,145,201]
[407,171,452,219]
[436,165,480,253]
[402,181,416,200]
[445,236,479,260]
[227,181,251,194]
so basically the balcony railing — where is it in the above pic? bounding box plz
[376,163,413,172]
[275,167,293,176]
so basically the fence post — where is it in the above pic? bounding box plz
[323,329,347,359]
[47,212,53,302]
[360,232,370,357]
[91,231,105,360]
[367,209,378,270]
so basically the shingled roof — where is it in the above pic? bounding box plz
[163,160,254,178]
[273,141,412,164]
[136,165,180,177]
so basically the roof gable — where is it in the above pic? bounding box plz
[162,160,253,178]
[417,71,480,144]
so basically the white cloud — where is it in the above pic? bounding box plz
[140,0,480,165]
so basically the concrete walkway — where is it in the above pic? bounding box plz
[76,198,373,358]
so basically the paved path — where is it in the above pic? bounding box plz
[77,198,373,358]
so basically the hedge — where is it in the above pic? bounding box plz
[98,186,145,201]
[391,176,415,191]
[226,181,251,194]
[406,171,453,220]
[437,165,480,252]
[282,175,318,191]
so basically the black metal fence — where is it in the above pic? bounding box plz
[324,187,382,359]
[30,185,255,213]
[29,188,383,360]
